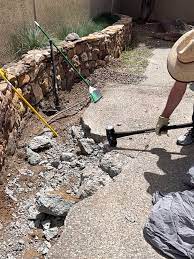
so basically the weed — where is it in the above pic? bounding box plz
[121,41,152,76]
[57,12,119,40]
[10,27,49,57]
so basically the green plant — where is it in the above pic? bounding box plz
[57,13,119,40]
[10,27,49,57]
[57,19,105,40]
[93,12,119,26]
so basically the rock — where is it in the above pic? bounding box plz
[60,152,75,162]
[99,152,127,178]
[28,136,52,151]
[28,205,40,220]
[43,227,58,240]
[65,33,80,42]
[41,219,51,230]
[40,128,54,139]
[5,187,17,202]
[78,138,96,155]
[76,161,86,169]
[26,148,41,166]
[0,82,7,93]
[28,221,35,229]
[38,241,51,255]
[36,189,79,216]
[20,169,34,176]
[78,166,112,198]
[72,55,80,67]
[18,74,31,86]
[80,52,88,62]
[71,125,84,139]
[31,83,44,104]
[51,161,60,168]
[6,132,17,156]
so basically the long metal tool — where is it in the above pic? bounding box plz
[49,39,60,110]
[0,69,58,137]
[106,123,193,147]
[34,21,102,103]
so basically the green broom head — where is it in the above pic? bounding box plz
[89,86,102,103]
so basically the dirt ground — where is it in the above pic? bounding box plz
[0,22,174,258]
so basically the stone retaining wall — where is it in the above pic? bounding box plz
[0,15,132,170]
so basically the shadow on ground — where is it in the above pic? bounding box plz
[144,146,194,194]
[115,144,194,194]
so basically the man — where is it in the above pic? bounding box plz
[156,29,194,145]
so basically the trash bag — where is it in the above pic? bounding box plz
[144,167,194,258]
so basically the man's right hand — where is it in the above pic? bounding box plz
[156,116,169,135]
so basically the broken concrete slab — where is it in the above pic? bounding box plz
[78,138,96,155]
[100,152,128,178]
[49,74,194,258]
[36,189,79,216]
[82,83,193,144]
[78,166,112,198]
[26,148,41,166]
[28,136,52,151]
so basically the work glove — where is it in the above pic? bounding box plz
[155,116,169,135]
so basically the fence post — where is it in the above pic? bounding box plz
[32,0,37,21]
[111,0,115,13]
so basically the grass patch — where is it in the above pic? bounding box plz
[120,41,152,76]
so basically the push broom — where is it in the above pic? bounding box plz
[34,21,102,103]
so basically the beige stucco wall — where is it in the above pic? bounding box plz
[0,0,34,64]
[0,0,113,64]
[153,0,194,22]
[119,0,194,22]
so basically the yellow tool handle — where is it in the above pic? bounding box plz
[0,69,58,137]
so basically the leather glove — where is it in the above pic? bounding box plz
[156,116,169,135]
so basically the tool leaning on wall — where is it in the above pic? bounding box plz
[34,21,102,103]
[0,68,58,137]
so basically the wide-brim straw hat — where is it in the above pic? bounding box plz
[167,29,194,82]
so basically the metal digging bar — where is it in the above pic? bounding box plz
[106,123,194,147]
[49,39,60,110]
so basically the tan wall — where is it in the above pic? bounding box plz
[153,0,194,22]
[0,0,113,64]
[0,0,34,64]
[119,0,194,22]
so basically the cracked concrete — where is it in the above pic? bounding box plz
[49,44,194,258]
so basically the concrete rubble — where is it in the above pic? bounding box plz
[0,120,130,259]
[28,135,53,151]
[36,188,79,216]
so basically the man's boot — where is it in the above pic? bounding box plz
[177,106,194,146]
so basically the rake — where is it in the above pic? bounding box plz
[34,21,102,103]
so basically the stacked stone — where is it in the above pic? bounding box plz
[0,15,132,170]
